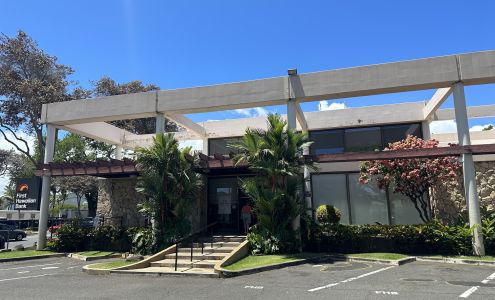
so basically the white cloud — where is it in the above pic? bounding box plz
[234,108,252,117]
[470,123,494,132]
[233,107,269,117]
[318,101,347,111]
[430,120,494,134]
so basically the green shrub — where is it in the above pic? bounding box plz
[130,227,154,255]
[316,205,341,224]
[89,226,132,252]
[247,225,300,255]
[312,221,476,256]
[49,224,150,253]
[50,224,90,252]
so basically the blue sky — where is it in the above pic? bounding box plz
[1,0,494,125]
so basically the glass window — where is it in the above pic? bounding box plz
[309,130,344,155]
[382,124,421,148]
[389,191,426,225]
[208,137,242,155]
[345,127,381,152]
[312,174,349,224]
[348,173,389,225]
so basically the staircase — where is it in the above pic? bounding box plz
[127,235,245,277]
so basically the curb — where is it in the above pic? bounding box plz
[218,255,335,278]
[69,253,121,261]
[0,253,66,263]
[82,265,111,275]
[417,257,495,266]
[110,269,219,278]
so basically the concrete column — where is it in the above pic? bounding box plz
[115,145,123,160]
[287,100,297,130]
[155,113,165,133]
[303,142,312,216]
[37,124,56,250]
[202,138,209,155]
[452,82,485,255]
[421,119,431,140]
[287,99,302,241]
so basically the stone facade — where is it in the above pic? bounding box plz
[431,161,495,223]
[96,177,145,227]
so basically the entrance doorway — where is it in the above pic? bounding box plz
[207,176,252,234]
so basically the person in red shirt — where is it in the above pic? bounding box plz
[241,204,253,234]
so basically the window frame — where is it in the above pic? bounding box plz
[309,170,430,225]
[309,122,423,155]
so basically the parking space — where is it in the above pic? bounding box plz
[227,261,495,299]
[1,258,495,299]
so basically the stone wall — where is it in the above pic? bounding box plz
[431,161,495,223]
[96,177,145,227]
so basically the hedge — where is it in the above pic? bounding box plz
[308,221,495,256]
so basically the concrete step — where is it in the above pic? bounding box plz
[188,242,240,250]
[178,245,237,253]
[165,252,226,260]
[198,236,246,243]
[150,259,218,269]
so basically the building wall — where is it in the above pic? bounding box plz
[431,161,495,223]
[96,177,145,227]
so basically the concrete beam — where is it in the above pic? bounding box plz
[165,113,206,137]
[122,131,195,149]
[295,102,308,132]
[433,104,495,121]
[424,87,453,120]
[42,91,157,125]
[432,130,495,144]
[306,102,425,130]
[156,77,287,114]
[41,51,495,125]
[59,122,129,146]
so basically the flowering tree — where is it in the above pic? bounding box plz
[359,135,461,222]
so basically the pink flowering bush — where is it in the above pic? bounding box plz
[359,135,461,222]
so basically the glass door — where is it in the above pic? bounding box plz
[208,177,240,233]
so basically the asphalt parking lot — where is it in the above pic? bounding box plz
[1,257,495,299]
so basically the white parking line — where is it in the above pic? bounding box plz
[41,267,59,270]
[308,266,395,292]
[375,291,399,295]
[458,270,495,298]
[0,262,62,271]
[459,286,479,298]
[0,273,55,282]
[244,286,263,289]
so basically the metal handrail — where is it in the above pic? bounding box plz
[174,222,217,271]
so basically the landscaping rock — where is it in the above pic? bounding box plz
[13,245,24,251]
[125,254,144,262]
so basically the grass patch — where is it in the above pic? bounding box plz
[77,251,115,257]
[425,255,495,262]
[347,253,409,260]
[87,260,134,270]
[0,250,57,259]
[224,252,321,271]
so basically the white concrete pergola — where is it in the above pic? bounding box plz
[38,50,495,254]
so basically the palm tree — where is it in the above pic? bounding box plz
[232,114,315,253]
[135,133,202,250]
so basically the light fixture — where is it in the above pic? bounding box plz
[287,69,298,76]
